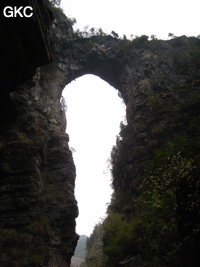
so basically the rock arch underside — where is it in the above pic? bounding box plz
[1,5,200,267]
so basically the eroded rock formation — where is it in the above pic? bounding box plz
[1,6,200,266]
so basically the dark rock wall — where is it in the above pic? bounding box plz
[0,3,78,267]
[1,7,200,266]
[0,0,53,95]
[0,61,79,266]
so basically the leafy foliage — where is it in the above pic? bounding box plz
[101,114,200,266]
[137,136,200,265]
[81,224,104,267]
[102,213,141,267]
[103,133,200,267]
[111,31,119,38]
[119,35,149,50]
[73,27,107,39]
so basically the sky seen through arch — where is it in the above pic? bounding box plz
[62,74,126,236]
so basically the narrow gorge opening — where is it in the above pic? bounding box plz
[62,74,126,237]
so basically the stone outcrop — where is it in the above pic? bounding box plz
[1,6,200,266]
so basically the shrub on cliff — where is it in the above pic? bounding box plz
[81,223,104,267]
[101,115,200,266]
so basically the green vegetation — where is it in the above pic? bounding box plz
[50,1,77,26]
[188,46,200,63]
[146,94,175,113]
[101,128,200,266]
[82,91,200,266]
[111,31,119,38]
[118,35,150,51]
[49,0,70,22]
[172,40,200,71]
[80,224,104,267]
[168,33,175,38]
[73,27,107,39]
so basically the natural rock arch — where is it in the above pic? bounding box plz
[1,8,200,266]
[32,23,200,265]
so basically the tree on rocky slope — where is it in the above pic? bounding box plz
[80,223,104,267]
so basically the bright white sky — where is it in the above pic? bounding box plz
[61,0,199,39]
[61,0,199,236]
[63,76,126,236]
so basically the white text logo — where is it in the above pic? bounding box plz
[3,6,33,18]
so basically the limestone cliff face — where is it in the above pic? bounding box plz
[0,79,78,266]
[1,7,200,266]
[0,4,78,267]
[53,12,200,195]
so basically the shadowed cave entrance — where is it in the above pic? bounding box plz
[62,74,126,236]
